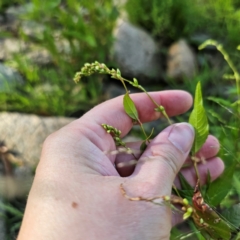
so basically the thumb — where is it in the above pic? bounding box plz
[132,123,195,195]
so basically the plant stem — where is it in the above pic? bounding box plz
[199,40,240,114]
[172,184,181,197]
[119,76,172,125]
[193,161,200,183]
[199,40,240,163]
[139,121,150,142]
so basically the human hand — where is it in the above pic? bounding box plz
[18,91,224,240]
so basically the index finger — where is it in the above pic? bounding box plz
[75,90,192,137]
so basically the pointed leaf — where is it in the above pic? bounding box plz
[174,173,194,200]
[208,109,226,124]
[178,172,194,192]
[192,184,233,239]
[204,170,211,199]
[206,162,236,206]
[189,82,209,154]
[221,204,240,230]
[123,93,139,121]
[175,189,195,200]
[193,211,232,240]
[207,96,232,107]
[44,0,61,9]
[140,141,147,151]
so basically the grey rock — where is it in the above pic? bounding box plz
[0,112,76,200]
[0,175,33,200]
[103,83,130,99]
[0,4,90,66]
[0,112,75,168]
[167,39,197,80]
[112,20,162,82]
[21,20,46,39]
[25,47,52,65]
[0,63,23,92]
[0,15,4,23]
[5,4,32,19]
[0,37,52,65]
[3,4,33,34]
[0,38,28,61]
[189,33,211,46]
[0,18,69,65]
[1,4,52,65]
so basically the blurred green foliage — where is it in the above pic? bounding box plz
[0,200,24,240]
[0,0,18,14]
[125,0,240,48]
[0,0,118,116]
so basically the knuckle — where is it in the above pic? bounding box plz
[150,144,180,175]
[42,130,59,148]
[41,129,64,156]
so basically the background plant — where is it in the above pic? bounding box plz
[125,0,240,48]
[0,0,118,116]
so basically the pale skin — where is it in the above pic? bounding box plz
[18,91,224,240]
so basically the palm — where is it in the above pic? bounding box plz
[18,91,224,240]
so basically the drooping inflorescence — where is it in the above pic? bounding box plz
[73,61,119,83]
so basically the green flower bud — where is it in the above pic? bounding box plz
[183,198,189,205]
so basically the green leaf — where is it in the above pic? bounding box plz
[224,125,240,131]
[221,204,240,230]
[194,213,232,240]
[204,170,211,196]
[192,184,233,240]
[178,172,193,192]
[140,141,147,151]
[176,172,194,200]
[0,202,23,217]
[85,35,97,47]
[44,0,61,9]
[123,93,139,121]
[206,161,237,206]
[207,96,232,107]
[188,221,206,240]
[207,109,226,124]
[189,82,209,154]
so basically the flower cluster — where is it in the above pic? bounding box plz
[101,123,126,147]
[73,61,110,83]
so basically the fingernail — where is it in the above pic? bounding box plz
[168,123,195,153]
